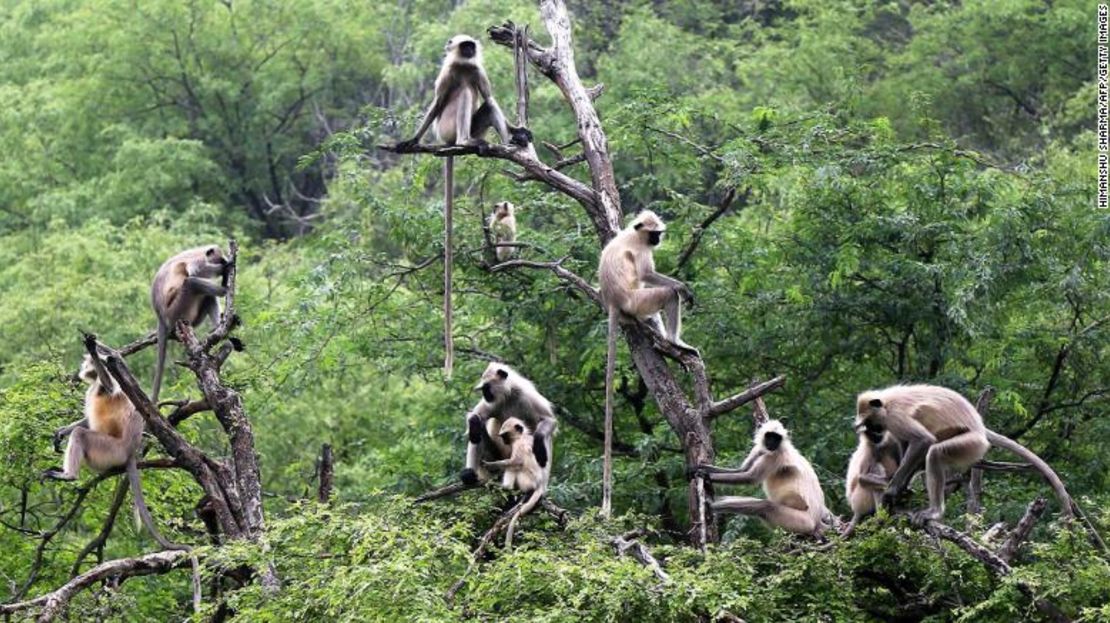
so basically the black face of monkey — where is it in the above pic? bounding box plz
[480,368,510,403]
[481,383,495,403]
[458,40,477,58]
[634,222,664,246]
[863,419,885,445]
[763,431,783,451]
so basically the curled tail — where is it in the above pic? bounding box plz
[505,487,544,550]
[601,307,618,519]
[984,429,1072,517]
[126,458,201,610]
[443,156,454,380]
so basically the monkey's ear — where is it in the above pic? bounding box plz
[869,398,883,408]
[496,368,509,380]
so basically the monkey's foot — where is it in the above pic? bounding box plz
[672,338,700,356]
[459,468,488,487]
[909,508,941,527]
[41,468,76,482]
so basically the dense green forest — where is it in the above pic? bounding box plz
[0,0,1106,620]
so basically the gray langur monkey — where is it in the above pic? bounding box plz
[597,210,694,518]
[398,34,515,380]
[489,201,518,262]
[460,363,557,489]
[150,245,230,403]
[842,420,902,536]
[696,420,830,536]
[857,384,1073,524]
[44,337,193,558]
[483,417,548,549]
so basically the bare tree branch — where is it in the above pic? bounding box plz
[998,498,1047,563]
[708,376,786,418]
[0,550,192,622]
[611,530,669,582]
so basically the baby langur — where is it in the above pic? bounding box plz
[150,245,230,402]
[842,420,902,536]
[696,420,830,536]
[857,384,1073,525]
[598,210,694,517]
[45,341,190,555]
[489,201,518,262]
[461,363,557,488]
[484,417,548,549]
[400,34,515,379]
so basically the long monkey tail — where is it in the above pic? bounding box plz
[983,429,1073,516]
[505,487,544,550]
[443,156,454,380]
[126,457,201,611]
[601,307,618,519]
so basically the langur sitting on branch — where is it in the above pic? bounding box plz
[484,417,548,549]
[696,420,830,536]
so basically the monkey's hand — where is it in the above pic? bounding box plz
[677,284,695,306]
[82,332,99,352]
[52,429,67,453]
[691,464,712,480]
[394,138,420,151]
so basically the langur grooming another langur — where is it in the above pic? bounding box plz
[856,384,1074,524]
[484,417,548,549]
[399,34,515,379]
[489,201,518,262]
[696,420,830,536]
[150,245,230,402]
[598,210,694,517]
[461,363,557,488]
[842,420,902,536]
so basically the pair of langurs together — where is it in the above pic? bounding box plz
[400,34,527,379]
[696,384,1074,537]
[45,245,231,561]
[461,362,556,548]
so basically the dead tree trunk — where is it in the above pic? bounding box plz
[384,1,783,547]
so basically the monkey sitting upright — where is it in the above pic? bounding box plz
[483,417,548,549]
[150,245,230,402]
[842,420,902,536]
[398,34,517,379]
[461,363,557,487]
[489,201,518,262]
[696,420,830,536]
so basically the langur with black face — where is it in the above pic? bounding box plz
[842,420,902,536]
[696,420,830,536]
[484,417,548,549]
[489,201,518,262]
[460,363,557,489]
[45,337,200,607]
[597,210,694,518]
[856,384,1073,524]
[150,245,230,403]
[399,34,514,379]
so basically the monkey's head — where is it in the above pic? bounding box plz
[475,362,513,404]
[188,245,229,278]
[498,417,530,444]
[855,393,887,437]
[629,210,666,247]
[493,201,515,220]
[755,419,789,453]
[445,35,481,65]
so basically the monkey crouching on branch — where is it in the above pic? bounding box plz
[461,363,557,488]
[484,417,548,549]
[44,340,191,554]
[842,420,902,536]
[856,384,1074,525]
[399,34,518,379]
[696,420,830,536]
[489,201,519,262]
[150,245,230,402]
